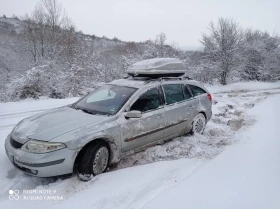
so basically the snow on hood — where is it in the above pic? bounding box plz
[11,106,108,143]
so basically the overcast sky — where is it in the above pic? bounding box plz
[0,0,279,49]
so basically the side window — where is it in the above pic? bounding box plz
[130,88,160,112]
[162,84,184,105]
[188,85,207,96]
[184,85,192,100]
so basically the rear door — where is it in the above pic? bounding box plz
[160,84,195,137]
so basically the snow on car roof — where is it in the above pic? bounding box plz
[110,78,146,88]
[110,77,204,90]
[127,58,187,76]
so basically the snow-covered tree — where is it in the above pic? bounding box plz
[201,18,244,85]
[241,30,280,81]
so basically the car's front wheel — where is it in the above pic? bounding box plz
[191,113,206,135]
[78,141,110,181]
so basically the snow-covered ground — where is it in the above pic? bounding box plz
[0,82,279,209]
[143,94,280,209]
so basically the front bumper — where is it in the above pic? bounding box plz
[5,135,77,177]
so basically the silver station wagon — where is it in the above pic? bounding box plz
[5,58,212,180]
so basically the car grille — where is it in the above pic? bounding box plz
[10,137,24,149]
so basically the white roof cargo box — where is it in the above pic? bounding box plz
[127,58,187,78]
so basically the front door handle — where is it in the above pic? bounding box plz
[156,114,164,119]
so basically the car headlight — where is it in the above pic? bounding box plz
[21,140,66,153]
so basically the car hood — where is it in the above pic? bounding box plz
[11,106,110,143]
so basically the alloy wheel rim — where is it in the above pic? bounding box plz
[195,118,204,133]
[93,147,109,175]
[193,114,205,134]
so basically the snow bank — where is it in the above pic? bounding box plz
[142,95,280,209]
[207,81,280,93]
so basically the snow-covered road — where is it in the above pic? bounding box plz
[0,82,279,209]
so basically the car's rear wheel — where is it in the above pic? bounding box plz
[78,141,110,181]
[191,113,206,135]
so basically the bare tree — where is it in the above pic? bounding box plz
[41,0,67,56]
[22,17,39,62]
[22,0,75,62]
[32,4,48,57]
[201,18,244,85]
[61,23,78,65]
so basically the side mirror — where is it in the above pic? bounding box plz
[124,110,142,119]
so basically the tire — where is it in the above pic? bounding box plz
[78,141,110,181]
[190,113,206,135]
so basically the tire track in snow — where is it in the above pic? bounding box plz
[0,109,48,130]
[124,160,206,209]
[0,105,70,130]
[0,108,51,118]
[0,124,16,130]
[212,86,280,94]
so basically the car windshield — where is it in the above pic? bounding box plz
[73,84,137,115]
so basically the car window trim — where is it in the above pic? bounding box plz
[141,106,164,114]
[158,85,165,106]
[185,84,194,98]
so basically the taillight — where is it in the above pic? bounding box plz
[207,93,212,102]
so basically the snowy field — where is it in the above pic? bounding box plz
[0,82,280,209]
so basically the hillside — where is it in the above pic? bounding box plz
[0,16,279,102]
[0,17,183,102]
[0,17,126,74]
[0,17,32,75]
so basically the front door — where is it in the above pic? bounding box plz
[119,87,166,152]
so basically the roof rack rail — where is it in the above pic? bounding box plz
[122,74,131,79]
[144,75,193,84]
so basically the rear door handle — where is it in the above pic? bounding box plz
[188,105,195,109]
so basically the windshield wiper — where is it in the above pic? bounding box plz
[80,108,97,115]
[69,104,77,109]
[72,105,111,116]
[70,105,95,114]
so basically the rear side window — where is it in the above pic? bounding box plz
[130,88,160,112]
[188,85,207,96]
[162,84,184,105]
